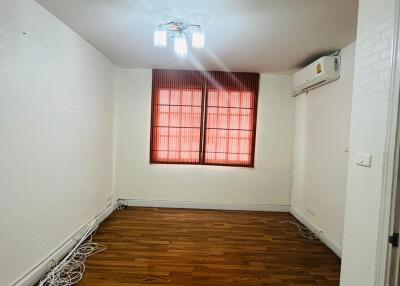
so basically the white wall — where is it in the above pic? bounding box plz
[340,0,396,284]
[291,43,355,256]
[114,70,295,210]
[0,1,116,285]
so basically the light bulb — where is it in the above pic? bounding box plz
[154,27,167,47]
[174,33,188,58]
[192,29,205,49]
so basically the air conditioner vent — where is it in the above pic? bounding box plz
[293,55,341,96]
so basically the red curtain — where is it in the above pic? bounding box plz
[151,70,204,164]
[203,72,259,167]
[150,69,259,167]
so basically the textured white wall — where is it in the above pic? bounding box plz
[0,1,116,285]
[340,0,396,284]
[114,70,295,209]
[291,43,355,256]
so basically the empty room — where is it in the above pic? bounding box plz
[3,0,400,285]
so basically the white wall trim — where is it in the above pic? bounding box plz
[11,203,115,286]
[375,0,400,284]
[290,207,342,258]
[122,198,290,212]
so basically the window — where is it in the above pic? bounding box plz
[150,70,259,167]
[204,90,256,166]
[151,88,203,164]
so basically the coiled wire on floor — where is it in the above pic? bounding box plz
[39,222,107,286]
[278,221,320,243]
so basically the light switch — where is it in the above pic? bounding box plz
[356,152,372,168]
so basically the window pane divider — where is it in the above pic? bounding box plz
[154,126,201,129]
[199,83,207,164]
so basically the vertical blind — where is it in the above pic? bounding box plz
[151,70,204,164]
[150,69,259,167]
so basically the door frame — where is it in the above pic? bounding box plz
[374,0,400,284]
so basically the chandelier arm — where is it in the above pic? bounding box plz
[158,23,170,29]
[158,22,201,32]
[186,24,201,29]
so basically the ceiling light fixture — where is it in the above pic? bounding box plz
[154,20,205,58]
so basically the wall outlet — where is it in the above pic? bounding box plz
[356,152,372,168]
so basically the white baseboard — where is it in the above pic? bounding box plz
[12,203,115,286]
[122,198,290,212]
[290,207,342,258]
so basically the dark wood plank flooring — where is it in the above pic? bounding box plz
[78,207,341,286]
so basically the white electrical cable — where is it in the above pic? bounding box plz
[39,207,109,286]
[115,200,128,211]
[278,221,320,243]
[39,231,107,285]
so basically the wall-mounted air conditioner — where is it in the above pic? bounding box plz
[293,55,341,96]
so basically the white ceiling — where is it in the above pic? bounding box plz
[37,0,358,73]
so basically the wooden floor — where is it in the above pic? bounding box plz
[78,207,341,286]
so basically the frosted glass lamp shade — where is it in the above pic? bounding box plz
[192,29,205,49]
[174,33,188,58]
[154,27,167,47]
